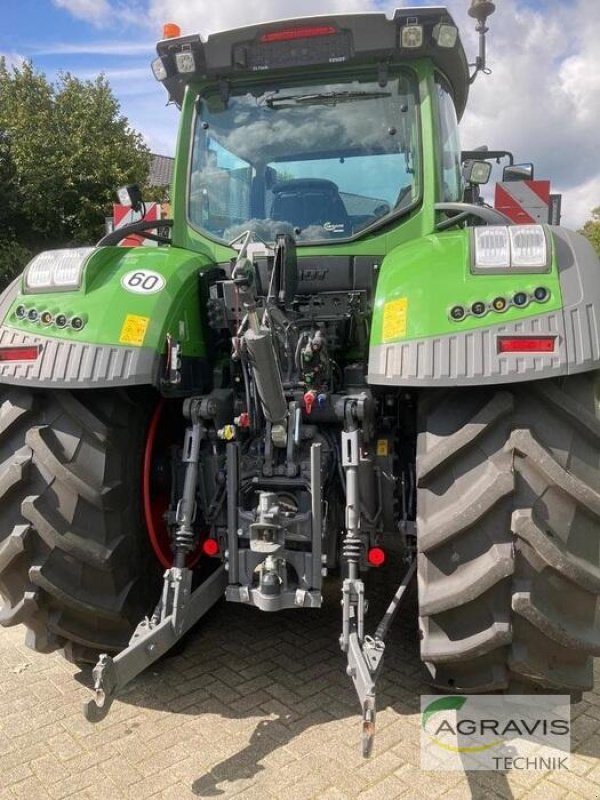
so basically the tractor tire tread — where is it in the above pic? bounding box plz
[417,375,600,694]
[0,386,160,659]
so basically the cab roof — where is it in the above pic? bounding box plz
[154,8,470,119]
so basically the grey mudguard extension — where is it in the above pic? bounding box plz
[0,325,159,388]
[368,227,600,387]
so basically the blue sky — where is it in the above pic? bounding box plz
[2,0,599,227]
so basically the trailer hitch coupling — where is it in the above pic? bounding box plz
[82,565,227,722]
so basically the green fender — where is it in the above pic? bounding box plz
[0,245,216,389]
[370,228,562,347]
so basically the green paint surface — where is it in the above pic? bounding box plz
[4,245,214,356]
[370,228,563,345]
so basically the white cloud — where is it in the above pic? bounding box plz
[32,41,155,56]
[52,0,150,29]
[52,0,112,25]
[431,0,600,226]
[0,52,26,69]
[559,175,599,230]
[75,66,153,83]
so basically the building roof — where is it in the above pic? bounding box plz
[149,154,174,187]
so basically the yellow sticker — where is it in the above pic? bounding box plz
[119,314,150,346]
[376,439,389,457]
[382,298,408,341]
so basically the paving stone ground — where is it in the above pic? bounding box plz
[1,568,600,800]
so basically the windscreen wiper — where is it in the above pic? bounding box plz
[265,91,391,108]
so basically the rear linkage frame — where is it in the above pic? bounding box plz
[83,392,416,756]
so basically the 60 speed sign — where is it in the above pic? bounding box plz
[120,270,166,295]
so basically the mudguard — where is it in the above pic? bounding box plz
[0,245,215,389]
[368,226,600,387]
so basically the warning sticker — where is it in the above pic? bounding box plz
[382,298,408,341]
[376,439,389,457]
[119,314,150,346]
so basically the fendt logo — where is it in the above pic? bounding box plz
[299,268,328,281]
[420,695,571,771]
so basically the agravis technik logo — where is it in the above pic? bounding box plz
[420,694,571,771]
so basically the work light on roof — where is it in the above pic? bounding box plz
[175,48,196,74]
[151,56,169,82]
[401,25,424,49]
[433,23,458,49]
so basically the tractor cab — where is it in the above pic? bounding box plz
[151,9,471,253]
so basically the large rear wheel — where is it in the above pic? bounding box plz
[417,373,600,695]
[0,387,162,663]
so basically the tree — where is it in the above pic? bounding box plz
[580,207,600,257]
[0,59,151,255]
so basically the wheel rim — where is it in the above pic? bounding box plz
[142,400,202,568]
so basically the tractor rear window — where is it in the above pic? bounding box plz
[188,71,421,244]
[435,74,462,202]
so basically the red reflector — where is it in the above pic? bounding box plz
[498,337,555,354]
[202,538,219,557]
[0,346,40,362]
[260,25,337,43]
[367,547,386,567]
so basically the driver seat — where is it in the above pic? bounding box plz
[270,178,350,234]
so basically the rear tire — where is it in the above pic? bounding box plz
[0,387,161,662]
[417,373,600,695]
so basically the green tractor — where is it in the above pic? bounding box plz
[0,1,599,754]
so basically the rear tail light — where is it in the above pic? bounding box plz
[202,538,220,557]
[260,25,337,43]
[367,547,386,567]
[0,345,41,362]
[498,337,555,354]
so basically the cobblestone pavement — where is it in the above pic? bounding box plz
[1,570,600,800]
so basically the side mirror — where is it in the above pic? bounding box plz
[502,163,535,182]
[463,160,492,185]
[117,184,144,212]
